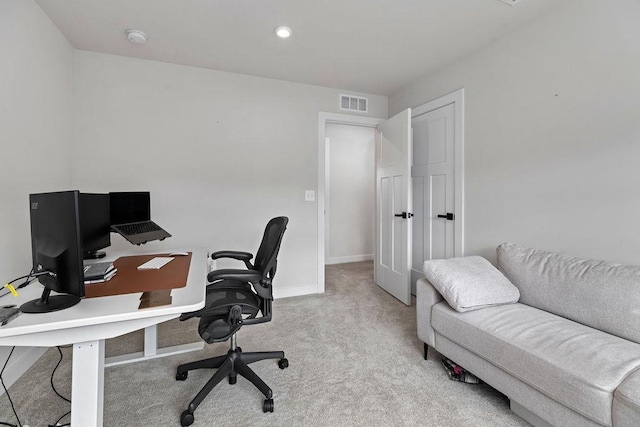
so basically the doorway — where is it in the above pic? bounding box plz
[325,123,376,265]
[317,113,384,293]
[317,89,464,299]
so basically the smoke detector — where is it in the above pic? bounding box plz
[126,29,148,44]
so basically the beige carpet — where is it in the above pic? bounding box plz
[0,262,528,426]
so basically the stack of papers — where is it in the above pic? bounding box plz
[84,262,117,284]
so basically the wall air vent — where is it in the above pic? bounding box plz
[340,94,368,113]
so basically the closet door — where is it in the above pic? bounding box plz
[411,103,456,288]
[375,108,412,306]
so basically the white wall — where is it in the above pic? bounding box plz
[0,0,73,389]
[325,124,375,264]
[0,0,73,281]
[390,0,640,265]
[71,51,387,295]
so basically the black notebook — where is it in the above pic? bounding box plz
[84,262,116,281]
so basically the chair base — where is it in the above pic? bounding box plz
[176,344,287,426]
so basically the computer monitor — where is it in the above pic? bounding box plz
[109,191,151,225]
[21,191,85,313]
[79,193,111,259]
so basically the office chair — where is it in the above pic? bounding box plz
[176,216,289,427]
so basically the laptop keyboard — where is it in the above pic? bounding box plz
[115,221,162,236]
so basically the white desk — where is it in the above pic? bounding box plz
[0,250,207,427]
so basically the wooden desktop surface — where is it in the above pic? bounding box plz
[84,252,192,298]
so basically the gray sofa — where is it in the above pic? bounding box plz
[416,243,640,427]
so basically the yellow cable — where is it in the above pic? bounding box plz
[3,284,18,297]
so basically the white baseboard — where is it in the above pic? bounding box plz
[0,346,47,396]
[325,254,373,265]
[273,283,318,299]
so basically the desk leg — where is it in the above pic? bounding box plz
[105,325,203,367]
[72,340,105,427]
[144,324,158,358]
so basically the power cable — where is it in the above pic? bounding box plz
[48,346,71,426]
[0,347,21,427]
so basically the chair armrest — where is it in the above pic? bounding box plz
[210,251,254,269]
[210,250,253,262]
[207,268,262,284]
[416,277,444,348]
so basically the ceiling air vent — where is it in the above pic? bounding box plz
[340,94,368,113]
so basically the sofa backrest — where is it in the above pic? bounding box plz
[497,243,640,344]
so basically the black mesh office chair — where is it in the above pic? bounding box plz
[176,216,289,427]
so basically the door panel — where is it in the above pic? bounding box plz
[430,173,447,260]
[392,174,403,273]
[411,174,425,269]
[427,116,448,163]
[380,177,391,268]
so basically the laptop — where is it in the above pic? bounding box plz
[109,192,171,245]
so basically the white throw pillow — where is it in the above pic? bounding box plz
[423,256,520,312]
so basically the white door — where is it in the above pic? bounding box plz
[411,103,456,288]
[375,109,412,305]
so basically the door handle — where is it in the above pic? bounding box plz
[394,212,414,219]
[437,213,455,221]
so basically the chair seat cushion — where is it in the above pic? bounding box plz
[432,302,640,425]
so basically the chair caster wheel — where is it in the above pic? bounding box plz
[176,371,188,381]
[263,398,274,413]
[278,358,289,369]
[229,375,237,384]
[180,410,194,426]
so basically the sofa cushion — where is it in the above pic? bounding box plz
[422,256,519,312]
[432,302,640,426]
[497,243,640,344]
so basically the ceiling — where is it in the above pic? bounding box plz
[35,0,564,96]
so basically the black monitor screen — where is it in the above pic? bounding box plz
[80,193,110,258]
[23,190,85,313]
[110,192,151,225]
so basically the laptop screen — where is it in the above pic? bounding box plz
[110,192,151,225]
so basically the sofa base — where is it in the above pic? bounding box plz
[435,334,600,427]
[511,400,554,427]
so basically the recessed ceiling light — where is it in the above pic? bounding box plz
[126,29,148,44]
[274,26,292,38]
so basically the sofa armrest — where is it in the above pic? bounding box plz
[614,369,640,427]
[416,277,444,349]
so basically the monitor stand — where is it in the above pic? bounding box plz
[20,288,81,313]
